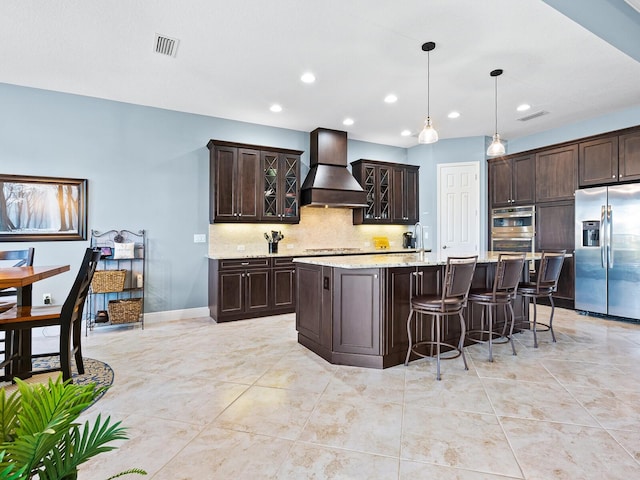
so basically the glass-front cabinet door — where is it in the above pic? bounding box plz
[378,166,390,221]
[282,153,299,221]
[262,152,279,220]
[261,151,300,223]
[363,165,390,222]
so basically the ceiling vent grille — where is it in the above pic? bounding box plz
[517,110,549,122]
[154,34,179,57]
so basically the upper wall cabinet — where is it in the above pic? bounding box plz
[261,151,301,223]
[578,129,640,187]
[351,159,419,225]
[488,154,535,207]
[535,144,578,202]
[391,165,420,224]
[208,140,303,223]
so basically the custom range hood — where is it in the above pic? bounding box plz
[300,128,367,208]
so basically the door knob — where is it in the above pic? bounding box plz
[442,245,447,249]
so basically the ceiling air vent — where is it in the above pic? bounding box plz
[154,33,179,57]
[517,110,549,122]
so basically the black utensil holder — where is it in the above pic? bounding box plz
[269,243,278,254]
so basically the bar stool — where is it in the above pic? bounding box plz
[467,253,526,361]
[516,250,566,348]
[404,256,477,380]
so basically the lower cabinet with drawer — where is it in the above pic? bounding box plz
[208,256,296,322]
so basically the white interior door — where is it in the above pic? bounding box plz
[437,162,479,256]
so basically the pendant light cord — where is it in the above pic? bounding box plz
[427,50,431,118]
[494,74,498,135]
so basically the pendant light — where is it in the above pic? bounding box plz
[487,68,506,156]
[418,41,438,144]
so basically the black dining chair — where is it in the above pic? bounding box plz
[516,250,566,348]
[467,253,526,361]
[405,255,478,380]
[0,248,35,377]
[0,248,35,300]
[0,248,101,381]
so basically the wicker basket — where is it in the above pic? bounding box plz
[91,269,126,293]
[107,298,142,324]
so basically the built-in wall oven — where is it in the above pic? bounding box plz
[491,205,535,253]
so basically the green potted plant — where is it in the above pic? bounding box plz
[0,377,146,480]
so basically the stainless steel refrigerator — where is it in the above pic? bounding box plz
[575,184,640,320]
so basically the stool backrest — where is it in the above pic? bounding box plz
[494,253,526,297]
[442,256,478,305]
[537,250,566,293]
[0,248,35,267]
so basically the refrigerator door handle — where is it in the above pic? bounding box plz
[607,205,613,268]
[601,205,607,268]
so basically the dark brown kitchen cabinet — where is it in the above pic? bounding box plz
[332,268,381,355]
[535,201,575,302]
[209,145,260,222]
[210,257,298,322]
[272,257,296,312]
[296,263,333,351]
[619,130,640,182]
[208,140,302,224]
[536,144,578,202]
[384,266,440,360]
[579,136,619,187]
[578,130,640,187]
[391,165,420,224]
[352,160,391,224]
[352,159,419,225]
[489,154,535,207]
[261,151,301,223]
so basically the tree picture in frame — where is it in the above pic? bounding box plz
[0,174,87,241]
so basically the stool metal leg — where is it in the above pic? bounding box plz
[549,295,557,343]
[405,309,415,366]
[458,312,469,372]
[507,301,517,355]
[532,297,538,348]
[435,314,441,381]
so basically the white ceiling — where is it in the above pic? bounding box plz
[1,0,639,148]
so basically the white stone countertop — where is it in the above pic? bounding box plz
[293,251,544,269]
[208,247,420,260]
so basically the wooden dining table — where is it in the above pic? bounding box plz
[0,265,70,379]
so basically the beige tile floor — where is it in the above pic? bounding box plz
[30,306,640,479]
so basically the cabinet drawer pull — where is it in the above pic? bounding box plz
[241,262,249,266]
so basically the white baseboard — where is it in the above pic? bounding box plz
[142,307,211,323]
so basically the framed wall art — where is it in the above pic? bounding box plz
[0,174,87,241]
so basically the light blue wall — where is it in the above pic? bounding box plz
[407,137,488,251]
[507,106,640,154]
[2,82,639,313]
[0,83,404,313]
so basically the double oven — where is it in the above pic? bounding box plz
[491,205,535,254]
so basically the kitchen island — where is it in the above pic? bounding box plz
[294,252,537,369]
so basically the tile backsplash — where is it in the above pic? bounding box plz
[209,207,410,257]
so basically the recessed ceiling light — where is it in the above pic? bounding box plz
[517,104,531,112]
[447,111,460,119]
[300,72,316,84]
[384,94,398,104]
[270,104,283,113]
[343,118,354,126]
[401,130,412,137]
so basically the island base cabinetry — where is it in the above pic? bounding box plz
[296,261,529,369]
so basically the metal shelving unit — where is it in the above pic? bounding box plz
[87,229,145,334]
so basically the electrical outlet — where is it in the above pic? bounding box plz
[286,244,294,249]
[193,233,206,243]
[43,293,52,305]
[237,245,245,251]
